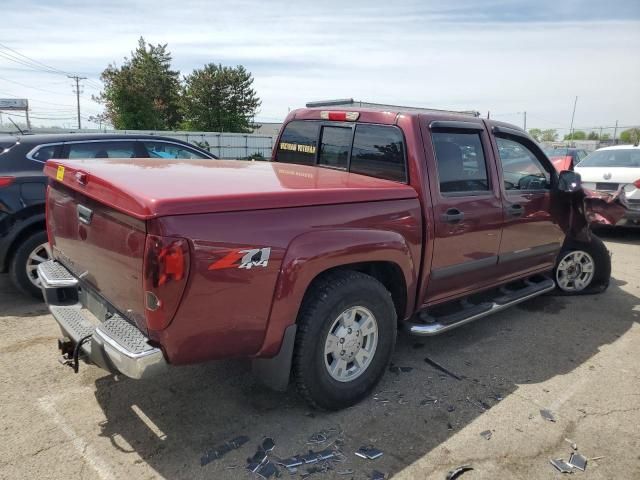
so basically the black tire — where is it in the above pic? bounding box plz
[553,235,610,295]
[9,230,49,299]
[292,270,397,410]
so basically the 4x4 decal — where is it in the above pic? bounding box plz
[208,247,271,270]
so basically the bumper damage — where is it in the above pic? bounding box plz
[37,260,167,379]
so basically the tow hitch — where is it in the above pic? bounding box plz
[58,335,93,373]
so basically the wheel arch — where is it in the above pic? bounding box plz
[257,228,417,359]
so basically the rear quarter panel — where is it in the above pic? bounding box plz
[151,198,422,364]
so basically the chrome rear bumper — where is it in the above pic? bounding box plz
[37,260,167,379]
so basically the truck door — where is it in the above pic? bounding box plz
[422,120,504,303]
[490,127,565,277]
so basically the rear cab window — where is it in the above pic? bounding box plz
[274,120,407,182]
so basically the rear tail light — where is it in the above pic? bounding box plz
[634,179,640,189]
[0,176,15,188]
[320,111,360,121]
[143,234,190,331]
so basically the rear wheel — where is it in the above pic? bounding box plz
[554,236,610,295]
[293,270,397,410]
[9,230,50,299]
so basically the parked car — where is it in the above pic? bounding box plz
[544,147,589,172]
[0,133,216,297]
[38,108,623,410]
[575,144,640,225]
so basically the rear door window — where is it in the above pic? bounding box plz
[67,141,137,159]
[142,141,210,159]
[432,131,490,194]
[276,121,319,165]
[318,126,352,170]
[351,125,406,182]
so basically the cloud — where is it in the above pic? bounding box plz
[1,0,638,129]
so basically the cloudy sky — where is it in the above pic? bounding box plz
[1,0,638,133]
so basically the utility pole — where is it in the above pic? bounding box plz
[523,111,527,130]
[25,99,31,130]
[568,96,578,141]
[613,120,618,144]
[68,75,86,130]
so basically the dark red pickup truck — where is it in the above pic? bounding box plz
[39,107,619,409]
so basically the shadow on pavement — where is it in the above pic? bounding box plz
[0,274,48,318]
[92,279,640,479]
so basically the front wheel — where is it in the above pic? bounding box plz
[292,270,397,410]
[554,236,611,295]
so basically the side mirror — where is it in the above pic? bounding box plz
[557,170,582,193]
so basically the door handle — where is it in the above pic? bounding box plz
[77,204,93,225]
[506,204,524,217]
[442,208,465,223]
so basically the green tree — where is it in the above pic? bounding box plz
[96,37,182,130]
[541,129,558,142]
[620,128,640,144]
[181,63,260,132]
[600,133,611,140]
[528,128,542,142]
[587,131,599,140]
[564,130,586,140]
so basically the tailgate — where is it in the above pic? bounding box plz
[47,181,147,331]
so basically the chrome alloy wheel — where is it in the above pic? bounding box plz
[26,242,52,288]
[556,250,595,292]
[323,306,378,382]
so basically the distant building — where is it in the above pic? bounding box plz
[251,122,282,137]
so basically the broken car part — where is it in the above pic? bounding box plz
[370,470,386,480]
[445,465,474,480]
[550,458,573,473]
[355,446,384,460]
[568,452,587,471]
[423,357,463,380]
[200,435,250,466]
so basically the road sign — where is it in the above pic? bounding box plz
[0,99,28,110]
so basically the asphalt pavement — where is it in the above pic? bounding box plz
[1,228,638,479]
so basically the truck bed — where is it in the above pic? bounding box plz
[44,159,417,219]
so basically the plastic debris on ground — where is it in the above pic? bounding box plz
[445,465,474,480]
[200,435,250,466]
[389,364,414,374]
[246,437,280,479]
[540,409,556,422]
[466,397,487,411]
[480,430,492,440]
[568,452,588,471]
[423,356,463,380]
[550,458,574,473]
[355,446,384,460]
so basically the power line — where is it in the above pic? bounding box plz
[0,43,73,76]
[0,74,76,97]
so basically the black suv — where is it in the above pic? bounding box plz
[0,133,216,297]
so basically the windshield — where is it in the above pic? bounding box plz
[577,149,640,168]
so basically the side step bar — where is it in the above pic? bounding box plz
[406,276,556,336]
